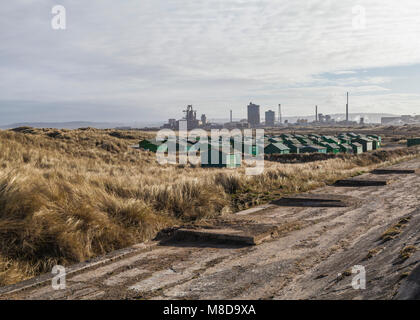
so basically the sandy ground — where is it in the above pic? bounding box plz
[1,158,420,300]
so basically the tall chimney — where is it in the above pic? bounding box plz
[346,92,349,122]
[278,104,282,124]
[315,105,318,122]
[230,109,232,123]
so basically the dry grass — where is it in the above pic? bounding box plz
[380,217,411,242]
[399,245,417,261]
[364,247,382,260]
[0,127,418,286]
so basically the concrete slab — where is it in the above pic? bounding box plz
[170,225,277,246]
[235,204,275,215]
[371,169,417,174]
[334,179,389,187]
[273,197,346,207]
[271,194,359,207]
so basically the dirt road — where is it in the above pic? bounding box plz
[1,158,420,300]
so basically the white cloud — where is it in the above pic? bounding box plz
[1,0,420,123]
[332,71,357,75]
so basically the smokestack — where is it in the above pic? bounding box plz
[230,109,232,123]
[346,92,349,122]
[315,105,318,122]
[278,104,282,124]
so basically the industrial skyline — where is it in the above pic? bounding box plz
[159,90,414,130]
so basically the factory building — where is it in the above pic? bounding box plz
[247,102,260,127]
[201,114,207,126]
[265,110,275,127]
[381,115,420,125]
[162,105,206,130]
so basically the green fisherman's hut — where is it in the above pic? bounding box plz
[139,139,165,152]
[339,143,354,154]
[267,137,282,144]
[281,133,293,140]
[200,144,241,168]
[368,138,380,150]
[322,136,341,145]
[284,141,304,154]
[368,135,382,143]
[324,143,340,154]
[296,137,311,145]
[338,134,352,144]
[346,132,359,139]
[350,142,363,154]
[235,141,263,156]
[308,134,321,139]
[353,138,373,152]
[264,143,290,155]
[300,145,327,154]
[407,138,420,147]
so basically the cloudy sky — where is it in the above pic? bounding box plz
[1,0,420,125]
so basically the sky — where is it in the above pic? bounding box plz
[1,0,420,125]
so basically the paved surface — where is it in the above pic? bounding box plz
[1,159,420,300]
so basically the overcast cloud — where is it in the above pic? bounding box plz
[1,0,420,124]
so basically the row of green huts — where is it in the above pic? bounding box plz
[138,132,381,167]
[263,133,381,155]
